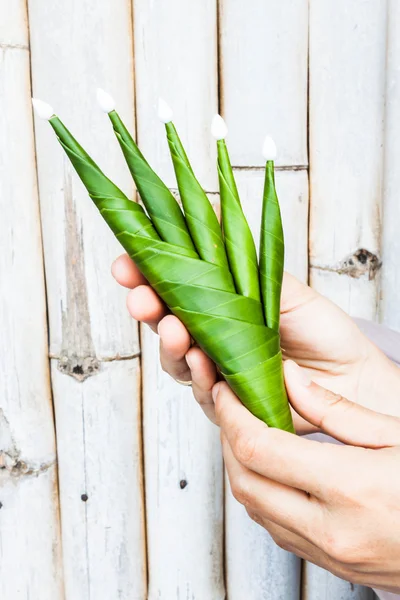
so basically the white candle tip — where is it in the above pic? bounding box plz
[31,98,54,120]
[96,88,115,113]
[262,136,277,161]
[211,114,228,140]
[158,98,173,123]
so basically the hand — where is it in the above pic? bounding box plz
[111,254,400,430]
[216,360,400,593]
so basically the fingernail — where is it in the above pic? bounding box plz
[212,383,221,403]
[286,360,311,387]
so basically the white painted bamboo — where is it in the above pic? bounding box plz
[224,169,308,600]
[28,1,146,598]
[133,1,225,598]
[219,0,309,168]
[309,0,387,321]
[303,565,375,600]
[307,1,386,598]
[220,1,308,594]
[381,0,400,332]
[0,1,63,597]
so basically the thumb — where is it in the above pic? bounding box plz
[284,360,400,448]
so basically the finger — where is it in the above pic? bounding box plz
[112,254,147,289]
[222,434,320,540]
[290,407,319,436]
[158,315,192,382]
[280,273,317,315]
[285,360,400,448]
[186,347,218,424]
[126,285,167,332]
[214,382,339,497]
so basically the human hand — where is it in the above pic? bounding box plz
[112,254,400,430]
[215,360,400,593]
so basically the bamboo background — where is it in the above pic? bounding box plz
[1,0,395,598]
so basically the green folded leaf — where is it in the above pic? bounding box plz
[165,121,230,271]
[46,115,294,433]
[106,110,196,252]
[217,138,261,302]
[260,160,284,332]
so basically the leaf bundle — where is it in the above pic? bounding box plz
[47,110,294,433]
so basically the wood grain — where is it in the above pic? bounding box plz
[28,1,146,597]
[0,2,63,597]
[309,0,386,321]
[133,1,225,597]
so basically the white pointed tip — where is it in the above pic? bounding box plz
[96,88,115,113]
[32,98,54,120]
[262,136,277,161]
[211,114,228,140]
[158,98,173,123]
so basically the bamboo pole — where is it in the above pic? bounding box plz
[309,0,386,321]
[133,1,225,598]
[219,1,308,597]
[0,1,63,597]
[381,0,400,332]
[307,0,386,597]
[28,1,146,597]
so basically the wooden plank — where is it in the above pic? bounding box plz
[225,482,301,600]
[50,358,146,599]
[309,0,387,321]
[380,0,400,332]
[303,565,375,600]
[225,169,307,600]
[133,1,225,597]
[28,1,146,598]
[133,0,219,191]
[219,0,309,168]
[28,0,139,360]
[307,1,386,598]
[141,327,224,599]
[0,2,63,597]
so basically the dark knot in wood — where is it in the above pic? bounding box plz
[58,354,99,382]
[339,249,381,280]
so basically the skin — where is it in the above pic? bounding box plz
[112,253,400,592]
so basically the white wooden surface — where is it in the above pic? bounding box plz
[0,2,63,598]
[309,0,386,321]
[219,0,309,168]
[381,0,400,332]
[28,0,146,598]
[220,2,308,595]
[307,1,386,598]
[134,1,225,597]
[0,0,393,598]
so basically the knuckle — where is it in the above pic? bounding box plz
[322,532,363,565]
[319,391,349,429]
[232,430,258,466]
[230,474,254,507]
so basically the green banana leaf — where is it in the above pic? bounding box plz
[216,138,261,302]
[47,113,294,433]
[260,161,285,332]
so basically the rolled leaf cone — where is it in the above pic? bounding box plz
[47,114,294,432]
[165,121,230,271]
[260,160,284,332]
[216,138,261,302]
[107,110,196,252]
